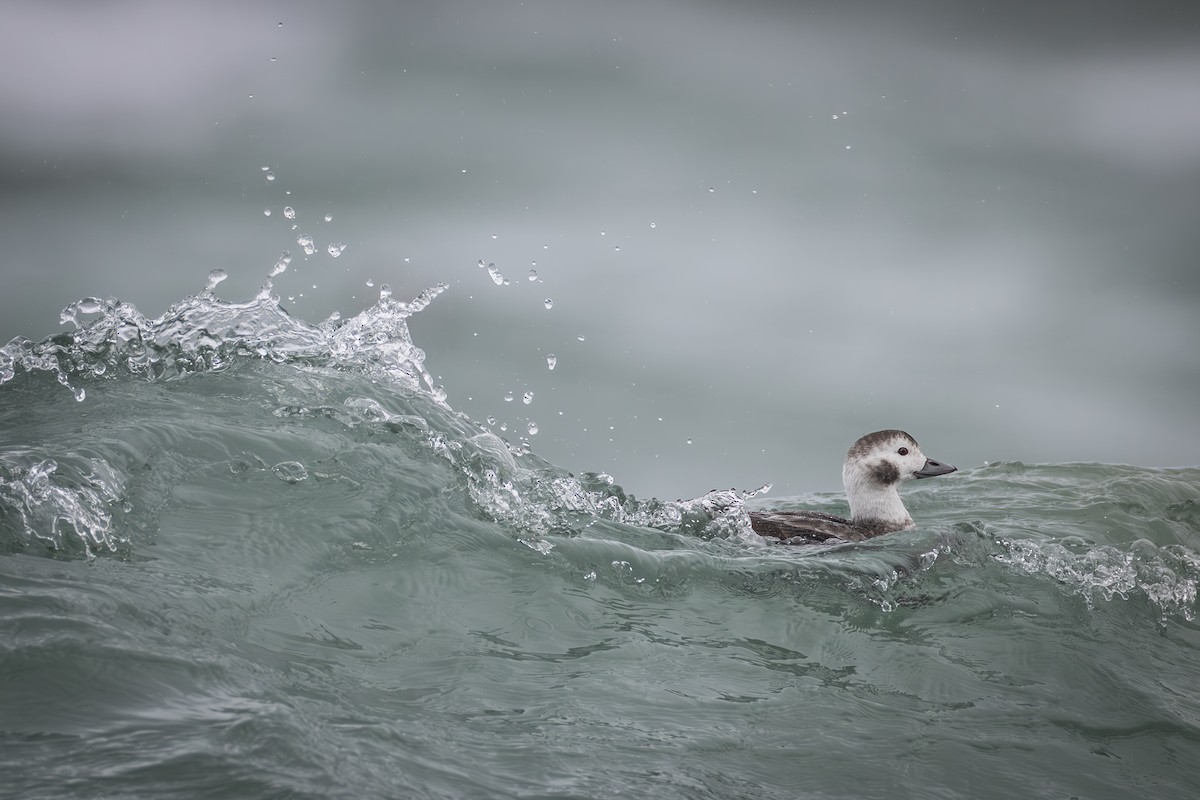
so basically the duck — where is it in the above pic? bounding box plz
[749,430,956,544]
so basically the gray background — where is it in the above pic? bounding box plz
[2,0,1197,499]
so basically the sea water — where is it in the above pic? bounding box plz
[2,273,1198,799]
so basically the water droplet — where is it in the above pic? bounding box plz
[297,234,316,255]
[283,206,296,220]
[269,252,292,278]
[522,391,534,405]
[263,207,272,216]
[379,284,392,299]
[543,298,553,309]
[527,421,539,435]
[265,171,276,182]
[206,269,228,291]
[528,269,538,281]
[546,354,557,370]
[324,213,333,222]
[504,391,514,403]
[327,242,346,258]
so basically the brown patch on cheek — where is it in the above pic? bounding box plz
[872,460,900,485]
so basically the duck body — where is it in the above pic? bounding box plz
[749,430,956,545]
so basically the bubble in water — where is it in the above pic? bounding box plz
[527,421,539,435]
[486,416,497,426]
[283,206,296,220]
[546,354,557,370]
[205,269,228,292]
[499,422,508,432]
[266,171,276,182]
[487,264,504,286]
[261,166,270,172]
[522,391,534,405]
[577,335,586,342]
[477,259,486,268]
[528,269,538,281]
[263,207,272,216]
[324,213,333,222]
[504,391,514,403]
[543,298,553,309]
[297,234,316,255]
[272,461,308,484]
[327,242,346,258]
[650,221,657,228]
[365,278,375,287]
[491,233,498,240]
[686,438,694,445]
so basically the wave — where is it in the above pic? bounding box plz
[2,267,1198,621]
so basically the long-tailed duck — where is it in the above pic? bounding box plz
[750,429,956,544]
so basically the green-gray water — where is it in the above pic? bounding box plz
[4,2,1200,797]
[2,286,1197,799]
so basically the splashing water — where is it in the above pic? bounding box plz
[1,263,448,404]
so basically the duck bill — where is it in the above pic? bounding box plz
[914,458,957,478]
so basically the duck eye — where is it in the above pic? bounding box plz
[897,447,909,456]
